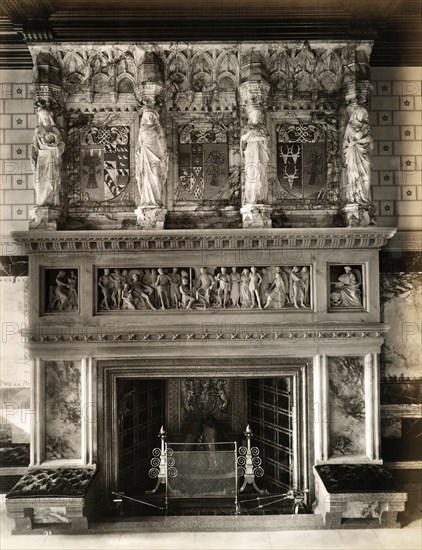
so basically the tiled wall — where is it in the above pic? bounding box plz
[370,67,422,230]
[0,69,36,234]
[0,66,421,237]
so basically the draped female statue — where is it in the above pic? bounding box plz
[31,107,65,207]
[343,104,373,204]
[135,109,168,207]
[240,108,270,205]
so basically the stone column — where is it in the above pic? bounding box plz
[239,51,272,228]
[134,51,168,229]
[29,55,66,230]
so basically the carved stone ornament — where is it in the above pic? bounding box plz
[44,269,79,313]
[181,379,229,420]
[95,265,312,312]
[329,265,364,310]
[25,41,376,230]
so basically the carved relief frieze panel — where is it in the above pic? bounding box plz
[43,268,79,314]
[328,264,365,312]
[95,265,312,312]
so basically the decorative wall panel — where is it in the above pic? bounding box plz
[45,360,81,460]
[381,271,422,379]
[43,269,79,313]
[328,356,366,457]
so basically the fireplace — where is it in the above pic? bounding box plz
[99,359,311,514]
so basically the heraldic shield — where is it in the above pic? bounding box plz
[80,125,130,202]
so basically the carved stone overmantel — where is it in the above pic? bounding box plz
[24,40,376,231]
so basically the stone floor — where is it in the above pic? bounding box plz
[1,505,421,550]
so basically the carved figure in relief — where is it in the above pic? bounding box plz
[300,266,310,306]
[264,271,287,309]
[195,267,214,309]
[121,283,136,310]
[155,268,171,310]
[343,104,373,204]
[249,266,263,309]
[230,267,241,307]
[110,269,124,309]
[240,268,252,308]
[182,380,195,414]
[215,267,231,308]
[131,273,157,310]
[240,108,270,205]
[170,268,182,309]
[67,271,78,310]
[290,266,307,309]
[135,109,168,207]
[330,266,362,308]
[53,270,72,311]
[260,267,270,304]
[31,107,65,207]
[179,276,195,309]
[98,268,112,310]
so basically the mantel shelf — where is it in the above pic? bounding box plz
[12,227,397,253]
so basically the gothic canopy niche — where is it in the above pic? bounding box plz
[27,41,374,230]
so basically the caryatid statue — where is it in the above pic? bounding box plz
[343,103,373,204]
[31,106,65,207]
[135,108,168,207]
[240,108,270,205]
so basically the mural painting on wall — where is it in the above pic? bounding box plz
[381,271,422,379]
[44,269,79,313]
[80,125,130,202]
[177,122,230,202]
[276,123,327,200]
[96,265,311,312]
[329,265,364,311]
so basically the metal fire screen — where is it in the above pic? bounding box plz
[166,442,238,499]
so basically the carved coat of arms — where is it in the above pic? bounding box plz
[182,379,228,418]
[80,125,130,201]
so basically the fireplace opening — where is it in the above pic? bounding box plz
[115,376,303,515]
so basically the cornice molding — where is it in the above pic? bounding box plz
[12,227,397,253]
